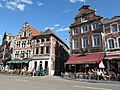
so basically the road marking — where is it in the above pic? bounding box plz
[15,79,30,82]
[74,86,112,90]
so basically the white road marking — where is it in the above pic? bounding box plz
[74,86,112,90]
[15,79,30,82]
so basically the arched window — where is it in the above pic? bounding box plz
[93,34,101,47]
[45,61,48,69]
[36,47,39,54]
[39,61,42,70]
[117,37,120,48]
[108,39,115,49]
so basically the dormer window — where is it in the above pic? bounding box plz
[81,14,88,22]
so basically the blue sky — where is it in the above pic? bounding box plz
[0,0,120,46]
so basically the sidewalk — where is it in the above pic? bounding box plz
[62,77,120,84]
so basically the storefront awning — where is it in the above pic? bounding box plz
[66,53,104,64]
[7,59,31,64]
[104,55,120,60]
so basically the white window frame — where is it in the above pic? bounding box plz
[91,21,100,31]
[107,38,116,49]
[81,15,88,23]
[92,33,101,47]
[116,37,120,48]
[72,28,79,35]
[110,22,119,33]
[81,25,88,33]
[72,38,79,49]
[82,36,89,48]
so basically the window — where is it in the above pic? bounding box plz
[111,23,118,32]
[46,46,50,53]
[41,47,44,54]
[24,32,26,37]
[36,39,40,43]
[92,22,100,30]
[72,38,79,49]
[108,39,115,49]
[46,38,50,41]
[81,25,88,33]
[81,15,88,22]
[82,36,89,48]
[16,41,20,48]
[22,41,26,47]
[93,34,101,47]
[117,38,120,48]
[73,28,78,35]
[41,39,44,42]
[36,47,39,54]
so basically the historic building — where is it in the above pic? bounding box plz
[103,16,120,73]
[2,22,69,76]
[66,5,105,72]
[0,32,14,69]
[7,22,40,70]
[29,29,69,75]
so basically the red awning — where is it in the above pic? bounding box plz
[66,53,104,64]
[104,55,120,60]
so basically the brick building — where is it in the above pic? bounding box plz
[30,29,69,75]
[66,5,105,72]
[0,32,14,69]
[103,16,120,73]
[3,22,69,76]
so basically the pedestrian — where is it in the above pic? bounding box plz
[32,68,35,76]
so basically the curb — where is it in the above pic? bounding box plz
[62,78,120,84]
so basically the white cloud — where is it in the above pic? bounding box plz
[0,0,33,11]
[45,24,60,30]
[70,0,85,3]
[0,3,3,8]
[38,3,44,6]
[17,4,25,11]
[45,26,54,30]
[56,27,69,32]
[21,0,33,4]
[54,24,59,27]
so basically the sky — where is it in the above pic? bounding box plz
[0,0,120,46]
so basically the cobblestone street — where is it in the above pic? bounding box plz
[0,74,120,90]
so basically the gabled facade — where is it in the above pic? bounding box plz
[13,22,40,60]
[66,5,104,73]
[1,22,69,76]
[70,5,103,55]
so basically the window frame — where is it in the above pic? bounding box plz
[107,38,116,49]
[81,25,88,33]
[92,33,101,47]
[110,22,119,33]
[82,36,89,48]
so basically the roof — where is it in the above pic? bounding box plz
[24,22,40,36]
[33,29,69,49]
[7,59,31,64]
[75,5,95,19]
[66,53,104,64]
